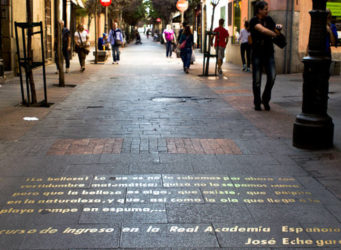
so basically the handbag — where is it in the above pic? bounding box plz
[83,46,90,55]
[77,32,90,55]
[74,45,81,53]
[273,32,286,49]
[179,40,187,49]
[115,39,122,46]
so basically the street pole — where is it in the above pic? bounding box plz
[94,1,98,64]
[57,20,65,87]
[204,1,218,76]
[293,0,334,149]
[105,6,108,33]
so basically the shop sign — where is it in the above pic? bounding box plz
[100,0,112,7]
[176,0,189,13]
[327,2,341,17]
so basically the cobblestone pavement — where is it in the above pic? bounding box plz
[0,35,340,249]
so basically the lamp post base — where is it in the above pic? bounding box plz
[293,113,334,149]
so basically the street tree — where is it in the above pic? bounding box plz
[151,0,177,24]
[149,0,201,24]
[122,0,146,26]
[85,0,105,33]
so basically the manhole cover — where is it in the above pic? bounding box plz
[151,97,214,103]
[151,97,191,103]
[87,106,104,109]
[52,84,77,88]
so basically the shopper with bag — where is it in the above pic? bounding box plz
[179,25,194,74]
[74,24,90,72]
[249,1,283,111]
[108,22,123,64]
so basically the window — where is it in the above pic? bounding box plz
[220,6,226,26]
[232,0,241,44]
[228,2,232,26]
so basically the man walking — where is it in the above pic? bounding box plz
[212,18,229,75]
[108,22,123,64]
[249,1,282,111]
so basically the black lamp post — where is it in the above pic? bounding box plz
[209,0,219,32]
[293,0,334,149]
[202,0,219,76]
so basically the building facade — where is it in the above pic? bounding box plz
[0,0,83,75]
[225,0,341,73]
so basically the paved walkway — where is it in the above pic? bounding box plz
[0,34,340,249]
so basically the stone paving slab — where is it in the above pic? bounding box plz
[246,204,339,224]
[120,224,220,248]
[166,203,253,224]
[79,204,167,224]
[19,224,120,249]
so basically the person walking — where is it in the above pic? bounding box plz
[249,1,282,111]
[163,24,176,58]
[55,20,71,73]
[179,25,194,74]
[238,21,251,72]
[74,24,89,72]
[212,18,229,75]
[108,22,123,64]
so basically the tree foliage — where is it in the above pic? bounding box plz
[148,0,201,24]
[122,0,146,26]
[84,0,146,26]
[151,0,177,24]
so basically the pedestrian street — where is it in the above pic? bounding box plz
[0,34,340,249]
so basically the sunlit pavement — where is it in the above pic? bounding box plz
[0,34,340,249]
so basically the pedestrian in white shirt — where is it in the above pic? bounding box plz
[238,21,251,72]
[74,24,90,72]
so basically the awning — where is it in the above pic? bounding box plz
[71,0,84,8]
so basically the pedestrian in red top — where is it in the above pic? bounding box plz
[211,18,229,75]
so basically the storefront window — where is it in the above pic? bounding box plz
[327,0,341,44]
[232,0,241,44]
[220,6,226,26]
